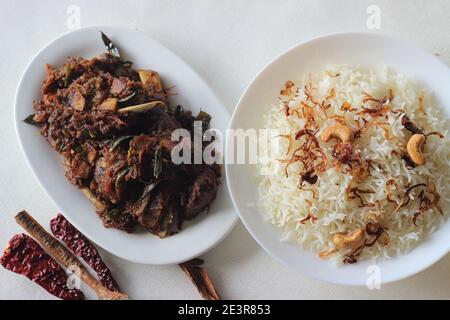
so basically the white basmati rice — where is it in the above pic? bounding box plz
[257,65,450,264]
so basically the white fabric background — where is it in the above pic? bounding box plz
[0,0,449,299]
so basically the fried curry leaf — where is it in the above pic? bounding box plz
[57,141,65,151]
[173,105,193,128]
[115,167,129,191]
[23,114,41,126]
[101,32,121,58]
[109,135,134,152]
[139,180,161,202]
[153,147,163,179]
[174,105,184,122]
[74,145,85,154]
[117,101,165,113]
[196,110,212,131]
[88,130,97,139]
[64,64,72,87]
[107,208,123,220]
[118,92,136,104]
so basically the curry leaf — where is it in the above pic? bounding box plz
[101,32,121,58]
[118,92,136,104]
[153,147,162,179]
[23,114,41,126]
[174,105,183,122]
[196,110,212,131]
[139,180,161,202]
[107,208,122,220]
[74,145,84,154]
[109,135,134,152]
[117,101,165,113]
[115,167,129,191]
[64,64,72,87]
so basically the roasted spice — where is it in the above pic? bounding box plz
[179,258,220,300]
[0,234,84,300]
[50,214,120,292]
[15,211,128,300]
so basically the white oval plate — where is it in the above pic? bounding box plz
[15,26,237,265]
[226,32,450,285]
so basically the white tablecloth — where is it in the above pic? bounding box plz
[0,0,449,299]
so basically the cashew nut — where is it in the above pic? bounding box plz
[332,228,366,250]
[321,124,353,143]
[406,133,426,165]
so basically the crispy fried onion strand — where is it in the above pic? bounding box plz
[393,180,442,225]
[346,186,376,208]
[299,213,318,225]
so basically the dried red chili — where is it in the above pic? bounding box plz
[50,214,120,292]
[0,233,84,300]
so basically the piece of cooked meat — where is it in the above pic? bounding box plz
[93,148,128,204]
[130,180,180,237]
[184,167,219,220]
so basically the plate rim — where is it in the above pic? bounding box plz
[225,31,450,286]
[14,25,238,265]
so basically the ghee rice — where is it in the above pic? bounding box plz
[257,65,450,264]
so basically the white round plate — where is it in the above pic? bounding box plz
[15,26,237,265]
[226,32,450,285]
